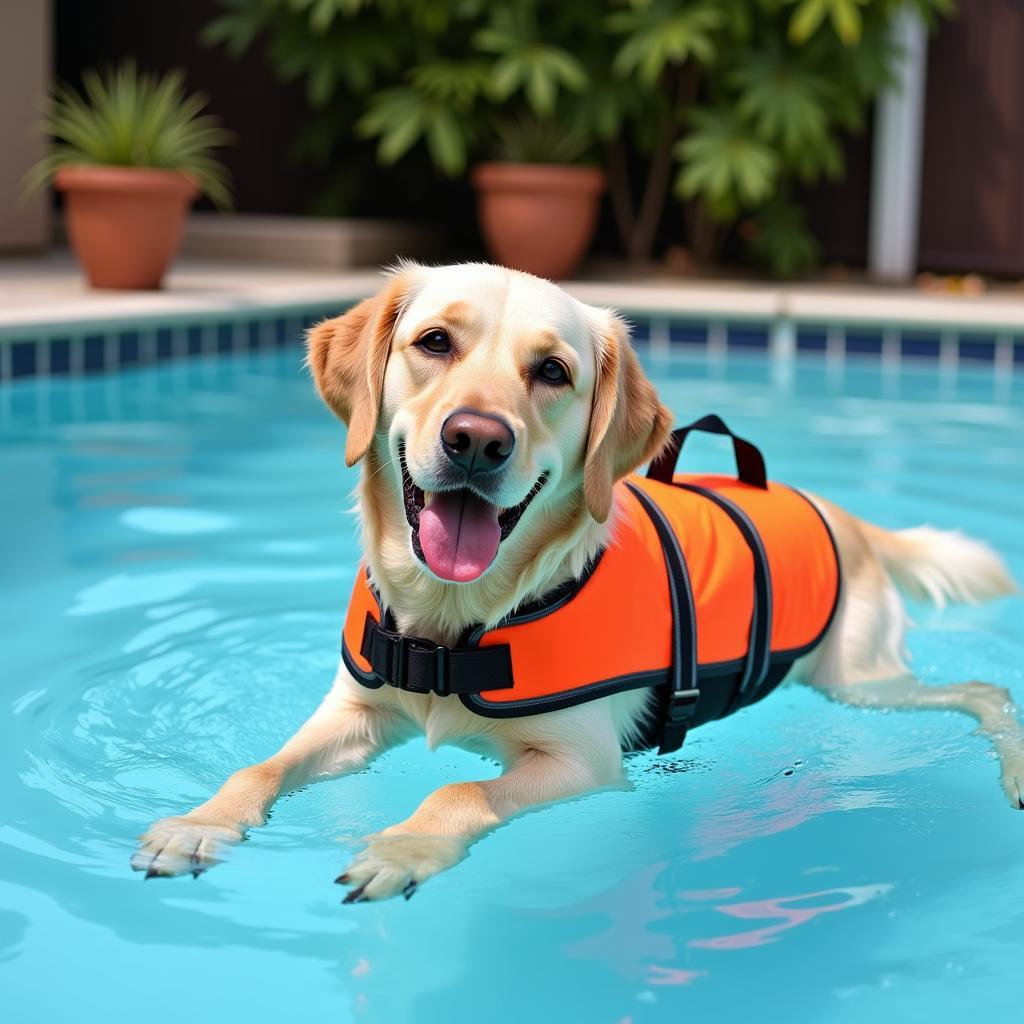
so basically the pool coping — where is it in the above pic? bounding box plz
[2,255,1023,379]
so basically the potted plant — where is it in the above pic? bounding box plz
[27,63,231,290]
[206,0,954,279]
[472,116,605,280]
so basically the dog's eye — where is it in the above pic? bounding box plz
[416,329,451,355]
[536,358,570,385]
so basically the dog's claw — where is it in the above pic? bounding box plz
[334,873,350,885]
[142,849,166,878]
[402,880,418,901]
[343,883,369,904]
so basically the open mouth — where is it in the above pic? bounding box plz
[400,445,548,583]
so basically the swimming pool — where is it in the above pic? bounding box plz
[1,346,1021,1023]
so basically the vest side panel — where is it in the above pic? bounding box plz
[472,484,674,706]
[342,566,381,678]
[683,475,840,655]
[628,475,755,666]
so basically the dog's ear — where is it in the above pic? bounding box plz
[583,311,673,523]
[306,271,416,466]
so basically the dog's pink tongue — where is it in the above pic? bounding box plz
[418,490,501,583]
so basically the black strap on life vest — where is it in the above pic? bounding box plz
[647,414,768,490]
[679,485,773,707]
[359,613,514,696]
[640,414,774,751]
[624,482,700,755]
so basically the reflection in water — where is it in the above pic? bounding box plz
[688,771,885,861]
[536,858,890,990]
[690,884,893,951]
[678,887,742,900]
[555,863,677,976]
[646,964,705,986]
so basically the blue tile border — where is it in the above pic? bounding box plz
[83,334,104,372]
[959,336,996,362]
[156,327,174,359]
[11,341,36,378]
[118,330,140,365]
[668,321,707,345]
[1,305,1022,382]
[0,304,346,383]
[796,329,827,352]
[727,325,769,350]
[49,337,70,374]
[900,332,941,360]
[216,322,233,353]
[845,332,883,357]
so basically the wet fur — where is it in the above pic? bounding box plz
[133,263,1020,897]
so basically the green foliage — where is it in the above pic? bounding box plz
[357,87,471,175]
[746,195,820,277]
[204,0,953,275]
[476,7,588,115]
[492,115,591,165]
[788,0,868,46]
[607,1,722,83]
[27,62,233,207]
[675,108,779,215]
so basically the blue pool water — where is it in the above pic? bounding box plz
[1,348,1022,1023]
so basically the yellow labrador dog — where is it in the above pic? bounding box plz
[133,262,1019,901]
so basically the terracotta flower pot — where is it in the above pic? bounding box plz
[55,165,199,289]
[472,162,605,280]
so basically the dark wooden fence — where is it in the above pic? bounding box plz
[918,0,1024,276]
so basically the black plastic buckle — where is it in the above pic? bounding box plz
[665,688,700,723]
[658,687,700,755]
[366,620,450,696]
[397,634,450,696]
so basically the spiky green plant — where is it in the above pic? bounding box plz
[27,63,233,207]
[492,115,591,166]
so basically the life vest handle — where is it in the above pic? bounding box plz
[646,414,768,490]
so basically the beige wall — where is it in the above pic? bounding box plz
[0,1,51,252]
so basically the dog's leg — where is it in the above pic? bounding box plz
[338,711,624,902]
[799,495,1022,808]
[132,672,412,878]
[811,675,1024,808]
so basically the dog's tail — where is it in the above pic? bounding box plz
[861,521,1017,608]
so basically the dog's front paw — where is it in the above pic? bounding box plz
[131,816,244,878]
[337,832,467,903]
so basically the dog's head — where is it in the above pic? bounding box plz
[308,262,670,587]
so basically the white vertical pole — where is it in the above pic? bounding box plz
[868,8,929,281]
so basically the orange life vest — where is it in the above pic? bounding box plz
[341,416,840,754]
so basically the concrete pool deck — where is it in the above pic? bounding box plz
[1,250,1023,378]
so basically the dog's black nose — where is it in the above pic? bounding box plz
[441,410,514,476]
